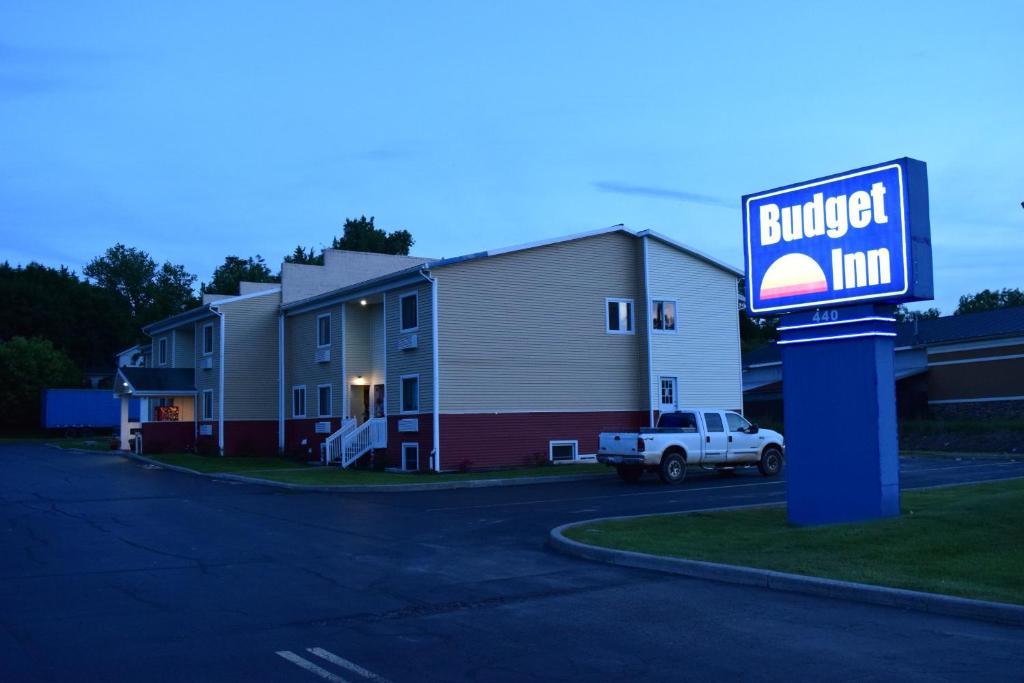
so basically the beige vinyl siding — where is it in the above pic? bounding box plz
[221,292,281,420]
[386,284,433,414]
[432,231,647,413]
[285,305,340,418]
[173,328,195,367]
[646,237,742,411]
[193,315,220,420]
[344,302,385,415]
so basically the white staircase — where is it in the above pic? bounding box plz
[323,418,357,465]
[338,417,387,468]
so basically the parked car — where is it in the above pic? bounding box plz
[597,409,784,484]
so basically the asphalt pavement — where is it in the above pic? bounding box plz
[1,443,1022,682]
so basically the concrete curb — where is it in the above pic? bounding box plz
[549,511,1024,628]
[117,450,607,492]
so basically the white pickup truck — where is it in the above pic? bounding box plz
[598,409,785,484]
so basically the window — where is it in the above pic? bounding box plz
[202,390,213,420]
[726,412,752,432]
[400,375,419,413]
[202,324,214,356]
[703,412,725,432]
[158,338,167,365]
[402,443,419,471]
[292,386,306,418]
[659,412,698,432]
[549,440,579,462]
[605,298,634,334]
[317,384,332,417]
[660,377,676,407]
[652,300,677,332]
[400,292,418,332]
[316,313,331,348]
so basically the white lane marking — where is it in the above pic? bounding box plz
[307,648,392,682]
[426,480,786,512]
[276,650,351,682]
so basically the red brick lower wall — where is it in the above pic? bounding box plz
[223,420,278,457]
[438,411,647,471]
[142,421,195,454]
[285,418,342,460]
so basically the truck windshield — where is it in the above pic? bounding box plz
[659,412,698,432]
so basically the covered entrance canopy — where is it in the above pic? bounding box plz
[113,367,196,451]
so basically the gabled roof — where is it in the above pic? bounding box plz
[143,287,282,335]
[116,367,196,394]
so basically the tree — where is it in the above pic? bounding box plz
[895,305,941,322]
[149,263,199,324]
[331,216,414,255]
[83,244,156,318]
[283,245,324,266]
[0,336,81,431]
[202,255,278,295]
[955,288,1024,315]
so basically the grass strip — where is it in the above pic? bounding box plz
[564,478,1024,605]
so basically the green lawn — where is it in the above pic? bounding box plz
[564,478,1024,605]
[143,452,608,484]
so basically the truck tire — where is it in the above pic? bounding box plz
[616,465,643,483]
[758,446,783,477]
[659,451,686,485]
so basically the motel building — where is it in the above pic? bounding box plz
[115,226,744,471]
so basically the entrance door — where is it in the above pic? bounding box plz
[658,377,678,414]
[372,384,385,418]
[350,385,371,424]
[701,411,728,465]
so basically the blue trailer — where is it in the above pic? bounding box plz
[41,389,141,434]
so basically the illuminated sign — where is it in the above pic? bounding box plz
[743,158,932,315]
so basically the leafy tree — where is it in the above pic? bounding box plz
[0,336,81,431]
[954,288,1024,315]
[283,245,324,266]
[331,216,414,255]
[895,305,941,322]
[739,313,780,352]
[83,244,198,327]
[202,255,279,295]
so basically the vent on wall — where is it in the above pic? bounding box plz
[549,440,578,463]
[315,348,331,363]
[200,356,213,370]
[398,418,418,432]
[398,334,418,351]
[314,421,331,434]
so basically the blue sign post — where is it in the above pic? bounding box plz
[743,158,932,525]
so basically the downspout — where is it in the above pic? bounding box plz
[278,312,285,452]
[642,235,655,428]
[418,269,441,472]
[212,305,225,455]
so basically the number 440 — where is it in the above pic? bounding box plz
[812,309,839,323]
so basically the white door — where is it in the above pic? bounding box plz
[701,411,729,465]
[726,412,761,463]
[659,377,678,413]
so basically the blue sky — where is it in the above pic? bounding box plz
[2,1,1021,313]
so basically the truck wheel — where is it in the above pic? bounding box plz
[758,446,783,477]
[659,452,686,485]
[616,465,643,483]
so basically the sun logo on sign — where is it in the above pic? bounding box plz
[759,253,828,300]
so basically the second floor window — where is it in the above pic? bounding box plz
[158,338,167,365]
[202,390,213,420]
[400,375,419,413]
[652,300,677,332]
[202,324,214,355]
[400,293,418,332]
[318,385,332,417]
[292,386,306,418]
[317,314,331,348]
[606,299,634,334]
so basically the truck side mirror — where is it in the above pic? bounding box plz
[748,424,760,434]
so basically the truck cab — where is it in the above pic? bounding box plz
[597,409,785,484]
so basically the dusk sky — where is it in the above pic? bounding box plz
[2,1,1021,314]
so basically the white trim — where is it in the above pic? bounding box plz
[929,353,1024,367]
[747,360,782,369]
[487,225,626,258]
[927,336,1024,356]
[641,236,655,428]
[278,313,284,450]
[928,396,1024,405]
[201,389,214,420]
[421,271,441,472]
[157,337,167,366]
[316,383,332,417]
[605,297,635,335]
[776,331,897,345]
[745,163,908,314]
[292,385,307,418]
[650,298,679,334]
[548,439,580,462]
[202,322,215,356]
[340,304,348,420]
[171,330,176,366]
[316,312,331,348]
[399,374,419,414]
[382,295,388,417]
[777,316,896,331]
[214,306,225,454]
[214,286,282,305]
[401,442,419,471]
[399,290,419,333]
